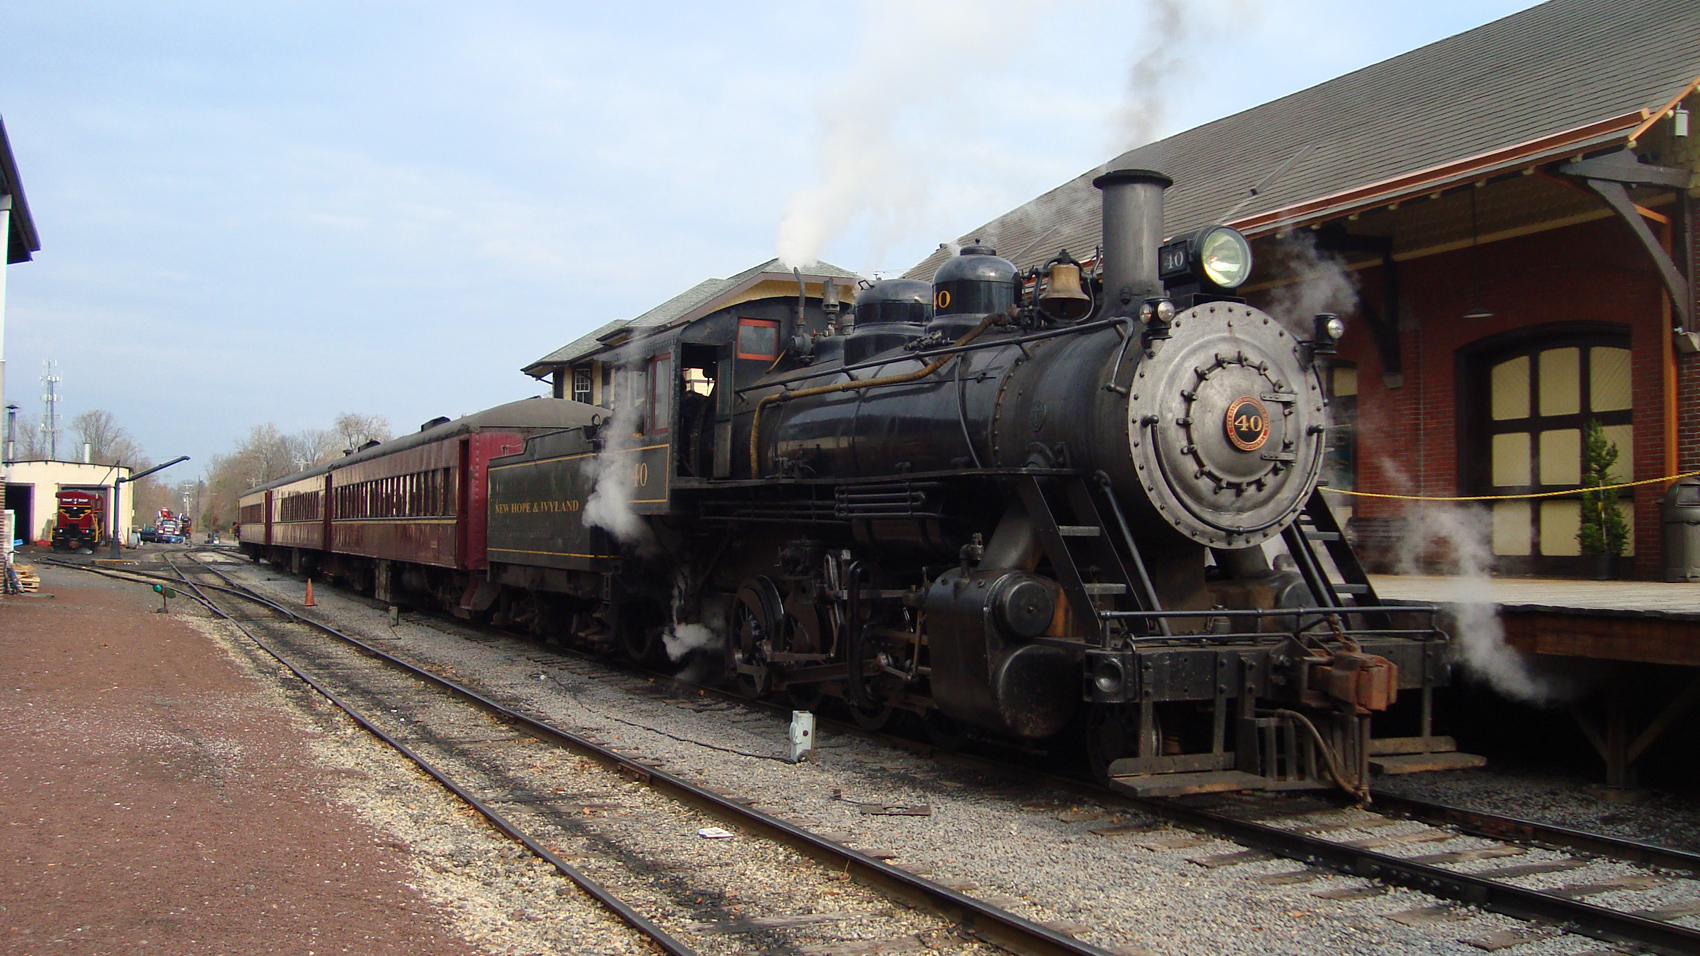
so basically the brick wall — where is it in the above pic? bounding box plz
[1312,214,1670,577]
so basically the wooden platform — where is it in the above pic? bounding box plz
[1371,574,1700,666]
[1372,574,1700,788]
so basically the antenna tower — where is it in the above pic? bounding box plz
[41,359,61,460]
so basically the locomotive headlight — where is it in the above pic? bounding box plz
[1197,227,1252,289]
[1158,225,1254,292]
[1317,313,1346,341]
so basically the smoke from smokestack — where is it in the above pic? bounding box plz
[774,0,1041,270]
[1113,0,1186,151]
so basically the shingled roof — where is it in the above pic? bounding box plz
[906,0,1700,279]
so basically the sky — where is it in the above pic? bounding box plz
[0,0,1545,481]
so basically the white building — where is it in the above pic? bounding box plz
[4,459,133,546]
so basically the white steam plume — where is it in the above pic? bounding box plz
[775,0,1041,270]
[1264,230,1360,336]
[582,346,656,548]
[663,569,727,665]
[663,623,719,662]
[1389,501,1578,705]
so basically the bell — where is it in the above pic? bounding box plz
[1038,260,1092,321]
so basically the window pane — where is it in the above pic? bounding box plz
[1539,428,1581,485]
[1590,347,1632,412]
[1540,500,1581,556]
[1619,501,1636,556]
[1492,501,1532,555]
[1491,433,1531,487]
[739,321,778,358]
[1537,347,1580,416]
[1490,356,1529,420]
[651,356,672,432]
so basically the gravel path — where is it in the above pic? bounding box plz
[207,549,1700,956]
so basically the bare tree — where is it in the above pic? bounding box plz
[199,411,397,531]
[9,412,47,459]
[71,409,145,465]
[333,412,391,452]
[203,452,248,531]
[239,423,297,482]
[292,428,344,466]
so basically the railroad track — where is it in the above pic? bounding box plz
[53,551,1700,954]
[1138,790,1700,955]
[56,551,1130,956]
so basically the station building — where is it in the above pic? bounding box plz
[907,0,1700,580]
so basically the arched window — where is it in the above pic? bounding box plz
[1463,329,1632,573]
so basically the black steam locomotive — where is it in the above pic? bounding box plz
[244,168,1469,798]
[480,168,1467,799]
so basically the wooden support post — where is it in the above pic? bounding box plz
[1604,672,1634,790]
[1572,665,1700,791]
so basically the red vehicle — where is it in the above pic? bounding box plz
[51,490,105,551]
[238,398,599,609]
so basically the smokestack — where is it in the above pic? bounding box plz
[1092,168,1172,316]
[83,442,92,463]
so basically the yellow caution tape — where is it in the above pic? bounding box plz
[1317,470,1700,502]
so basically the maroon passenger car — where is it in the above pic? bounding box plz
[238,398,600,608]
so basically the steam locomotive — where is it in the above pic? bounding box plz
[243,169,1469,798]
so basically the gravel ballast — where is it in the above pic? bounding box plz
[207,549,1700,956]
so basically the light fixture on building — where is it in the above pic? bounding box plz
[1462,187,1494,320]
[1675,105,1690,138]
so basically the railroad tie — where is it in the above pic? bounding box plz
[1461,927,1560,951]
[1384,905,1470,927]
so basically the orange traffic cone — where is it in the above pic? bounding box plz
[305,577,316,607]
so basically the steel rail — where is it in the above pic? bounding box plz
[150,555,1119,956]
[1367,789,1700,877]
[151,555,700,956]
[1134,796,1700,956]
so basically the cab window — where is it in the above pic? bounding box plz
[737,319,779,360]
[650,354,673,434]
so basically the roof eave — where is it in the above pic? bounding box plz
[1231,109,1649,237]
[0,116,41,264]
